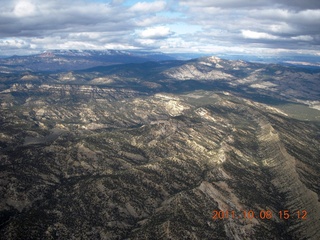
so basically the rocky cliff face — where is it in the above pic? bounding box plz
[0,57,320,239]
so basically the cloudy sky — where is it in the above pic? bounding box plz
[0,0,319,56]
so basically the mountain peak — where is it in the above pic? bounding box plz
[207,56,221,63]
[39,51,56,58]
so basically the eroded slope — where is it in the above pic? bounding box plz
[0,86,319,239]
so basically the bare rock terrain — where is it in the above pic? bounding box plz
[0,57,319,239]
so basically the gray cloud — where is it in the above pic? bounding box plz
[178,0,320,53]
[276,0,320,10]
[0,0,319,56]
[0,1,133,37]
[179,0,320,10]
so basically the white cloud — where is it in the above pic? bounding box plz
[268,23,295,35]
[291,35,313,41]
[241,30,279,40]
[134,16,168,27]
[0,38,30,48]
[138,26,173,39]
[14,0,37,17]
[129,1,166,12]
[136,39,156,45]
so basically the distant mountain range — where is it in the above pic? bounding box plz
[1,49,319,73]
[1,55,319,108]
[0,49,177,72]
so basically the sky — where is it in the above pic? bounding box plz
[0,0,320,56]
